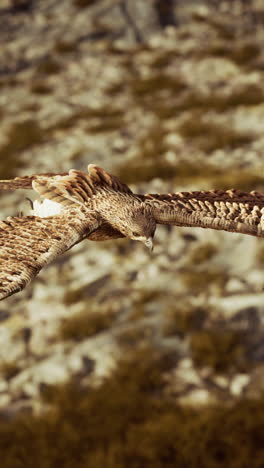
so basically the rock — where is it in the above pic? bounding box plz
[0,0,264,417]
[179,388,213,406]
[230,374,250,396]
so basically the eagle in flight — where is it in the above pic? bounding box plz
[0,164,263,300]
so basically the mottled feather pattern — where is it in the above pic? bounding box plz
[32,171,95,207]
[0,172,67,190]
[0,165,263,300]
[0,209,100,300]
[139,190,264,236]
[0,165,132,198]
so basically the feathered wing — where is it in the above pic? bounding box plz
[139,190,264,237]
[0,209,101,300]
[0,164,131,301]
[32,165,133,204]
[0,165,132,196]
[0,173,68,190]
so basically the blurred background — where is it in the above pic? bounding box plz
[1,0,264,466]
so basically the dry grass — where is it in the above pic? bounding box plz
[1,348,264,467]
[60,308,115,341]
[191,329,246,373]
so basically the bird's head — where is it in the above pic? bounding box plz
[118,206,156,251]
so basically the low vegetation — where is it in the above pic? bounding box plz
[1,348,264,467]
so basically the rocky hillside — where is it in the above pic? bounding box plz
[1,0,264,465]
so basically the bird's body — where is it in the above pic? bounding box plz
[0,163,263,300]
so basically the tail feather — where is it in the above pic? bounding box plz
[88,164,132,194]
[32,171,94,207]
[0,166,133,209]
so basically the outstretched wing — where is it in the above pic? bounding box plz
[0,209,101,300]
[0,172,68,190]
[32,165,133,206]
[0,165,132,196]
[139,189,264,237]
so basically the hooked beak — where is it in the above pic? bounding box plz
[144,237,154,252]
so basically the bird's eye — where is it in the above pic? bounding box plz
[132,231,139,237]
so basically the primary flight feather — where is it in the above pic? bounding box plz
[0,164,263,300]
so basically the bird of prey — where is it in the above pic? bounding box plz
[0,164,263,300]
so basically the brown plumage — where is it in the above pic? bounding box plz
[0,164,263,300]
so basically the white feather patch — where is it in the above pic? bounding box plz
[31,199,63,217]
